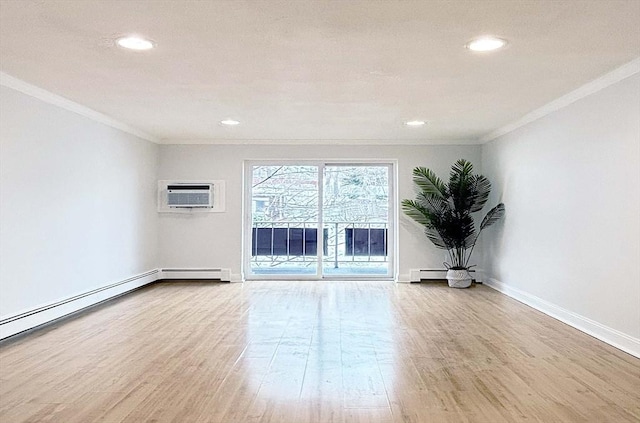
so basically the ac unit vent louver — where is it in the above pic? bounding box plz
[167,184,212,208]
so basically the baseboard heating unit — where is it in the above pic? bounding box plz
[409,268,481,283]
[0,269,160,340]
[160,268,231,282]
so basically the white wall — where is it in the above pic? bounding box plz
[158,144,481,280]
[481,72,640,352]
[0,86,159,320]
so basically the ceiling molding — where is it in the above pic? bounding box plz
[0,72,158,143]
[478,57,640,144]
[160,138,480,146]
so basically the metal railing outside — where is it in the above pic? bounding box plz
[251,221,388,269]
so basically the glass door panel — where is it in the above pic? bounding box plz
[322,165,392,278]
[248,165,320,278]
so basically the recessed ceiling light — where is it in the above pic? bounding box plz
[220,119,240,126]
[405,120,427,126]
[466,36,507,52]
[116,36,155,51]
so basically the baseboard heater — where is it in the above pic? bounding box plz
[160,268,231,282]
[0,269,159,340]
[409,268,481,283]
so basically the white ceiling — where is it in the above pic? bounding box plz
[0,0,639,144]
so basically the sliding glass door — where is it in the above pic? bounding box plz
[247,164,321,278]
[244,162,394,280]
[321,165,391,277]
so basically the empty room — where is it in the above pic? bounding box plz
[0,1,639,422]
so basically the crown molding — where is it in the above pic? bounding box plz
[0,72,158,143]
[159,138,480,146]
[479,57,640,143]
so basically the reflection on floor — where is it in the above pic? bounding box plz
[1,281,638,422]
[252,265,389,276]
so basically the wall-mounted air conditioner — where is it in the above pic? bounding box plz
[167,184,213,208]
[158,180,225,213]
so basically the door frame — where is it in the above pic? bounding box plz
[242,159,397,281]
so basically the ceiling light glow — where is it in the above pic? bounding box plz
[220,119,240,126]
[405,120,426,126]
[116,36,155,50]
[466,36,507,52]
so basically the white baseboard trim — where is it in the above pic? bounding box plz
[0,269,160,340]
[484,278,640,358]
[160,268,232,282]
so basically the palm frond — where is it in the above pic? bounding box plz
[450,159,474,180]
[448,159,476,214]
[401,199,434,226]
[462,217,477,249]
[480,203,505,230]
[470,175,491,212]
[412,167,447,199]
[417,192,450,215]
[424,225,448,249]
[440,213,475,249]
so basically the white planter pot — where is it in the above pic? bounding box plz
[446,269,472,288]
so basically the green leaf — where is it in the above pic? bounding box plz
[424,225,448,249]
[448,159,476,214]
[412,167,447,199]
[450,159,474,181]
[470,175,491,212]
[417,192,450,215]
[401,199,433,226]
[480,203,505,230]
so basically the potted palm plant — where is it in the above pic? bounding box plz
[402,159,505,288]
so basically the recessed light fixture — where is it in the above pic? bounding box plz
[466,36,507,52]
[116,36,155,51]
[405,120,427,126]
[220,119,240,126]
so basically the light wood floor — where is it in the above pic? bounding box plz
[0,281,638,423]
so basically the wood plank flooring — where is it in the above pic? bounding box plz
[0,281,638,422]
